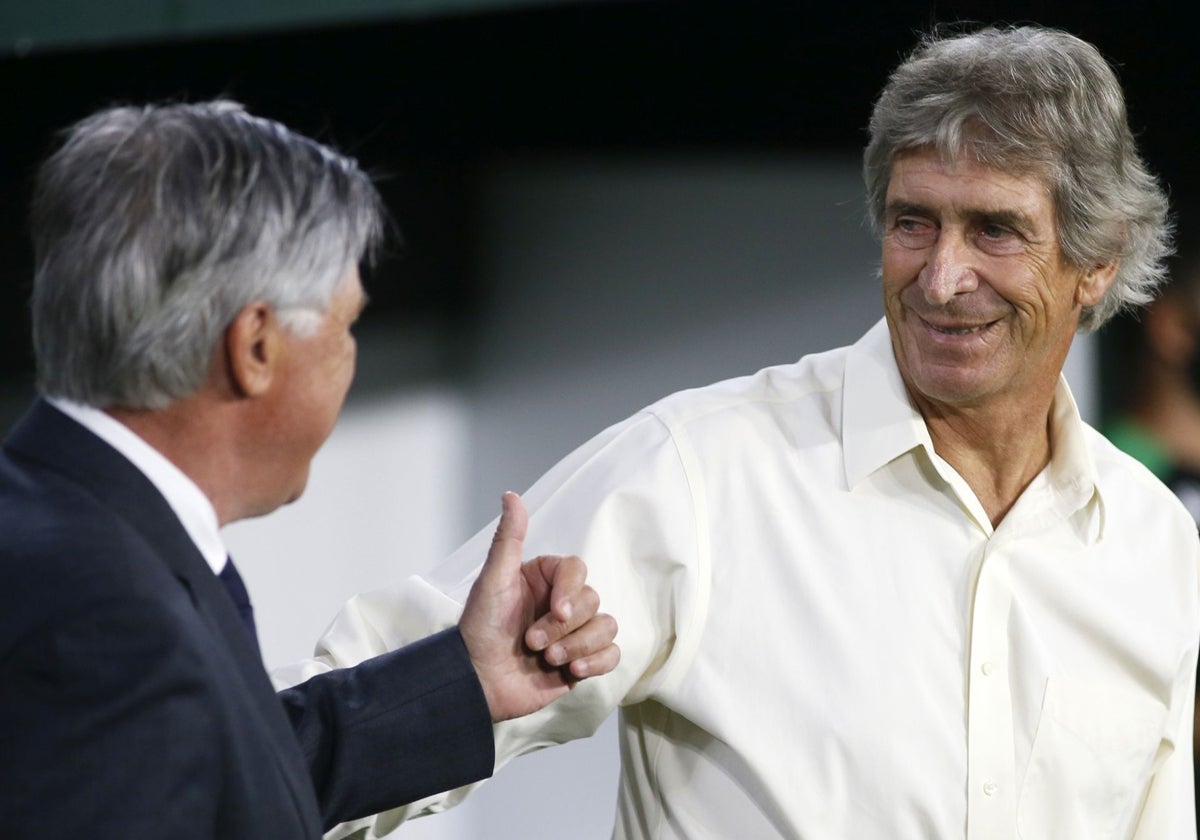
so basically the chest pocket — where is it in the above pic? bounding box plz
[1017,678,1169,840]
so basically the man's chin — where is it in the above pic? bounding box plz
[246,479,309,520]
[282,480,309,508]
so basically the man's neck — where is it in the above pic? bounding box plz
[107,398,241,526]
[916,391,1055,527]
[50,398,229,572]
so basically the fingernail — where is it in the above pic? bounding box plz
[559,601,573,622]
[528,629,547,650]
[572,660,588,678]
[547,644,565,666]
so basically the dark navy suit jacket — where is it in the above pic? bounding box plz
[0,400,494,838]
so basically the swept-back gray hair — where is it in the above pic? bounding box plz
[30,99,384,409]
[863,25,1170,331]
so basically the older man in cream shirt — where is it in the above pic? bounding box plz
[279,24,1200,840]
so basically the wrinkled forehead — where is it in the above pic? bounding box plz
[889,142,1055,194]
[889,135,1061,215]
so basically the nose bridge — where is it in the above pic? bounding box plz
[920,223,974,303]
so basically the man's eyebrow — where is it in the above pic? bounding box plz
[884,200,1036,233]
[884,200,933,219]
[964,207,1036,234]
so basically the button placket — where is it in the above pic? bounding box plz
[965,542,1017,840]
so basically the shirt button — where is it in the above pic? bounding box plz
[981,661,995,676]
[983,782,999,797]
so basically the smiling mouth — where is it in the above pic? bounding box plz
[934,324,986,335]
[922,318,999,337]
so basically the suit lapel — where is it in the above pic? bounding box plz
[3,399,323,830]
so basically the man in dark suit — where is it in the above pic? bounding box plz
[0,100,620,838]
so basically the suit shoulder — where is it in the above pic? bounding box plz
[0,452,180,648]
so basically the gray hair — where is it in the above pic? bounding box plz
[30,99,384,409]
[863,25,1171,331]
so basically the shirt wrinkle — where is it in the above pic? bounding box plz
[644,411,712,700]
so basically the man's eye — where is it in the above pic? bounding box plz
[976,224,1025,255]
[892,217,936,246]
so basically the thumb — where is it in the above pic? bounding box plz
[479,491,527,582]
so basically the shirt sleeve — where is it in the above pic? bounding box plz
[273,409,709,838]
[1130,537,1200,838]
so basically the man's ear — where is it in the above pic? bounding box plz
[1076,261,1120,308]
[224,302,280,398]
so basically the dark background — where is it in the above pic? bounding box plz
[1,0,1195,402]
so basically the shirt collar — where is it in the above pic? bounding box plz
[840,318,1104,542]
[842,318,931,489]
[1044,376,1105,539]
[47,397,229,574]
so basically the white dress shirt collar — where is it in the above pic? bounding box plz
[841,318,1104,541]
[841,318,930,489]
[48,397,228,575]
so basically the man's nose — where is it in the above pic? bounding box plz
[919,230,979,304]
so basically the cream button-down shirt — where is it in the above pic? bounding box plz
[279,319,1200,839]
